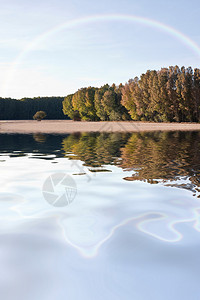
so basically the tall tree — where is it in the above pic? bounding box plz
[63,94,75,119]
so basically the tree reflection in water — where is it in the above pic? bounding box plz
[0,131,200,196]
[61,131,200,195]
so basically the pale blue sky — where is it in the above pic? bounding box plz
[0,0,200,99]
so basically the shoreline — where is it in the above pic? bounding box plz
[1,120,200,134]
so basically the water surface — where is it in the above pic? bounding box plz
[0,131,200,300]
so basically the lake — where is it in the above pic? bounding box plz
[0,131,200,300]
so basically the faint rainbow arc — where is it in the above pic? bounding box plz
[3,14,200,96]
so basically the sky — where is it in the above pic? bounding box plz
[0,0,200,99]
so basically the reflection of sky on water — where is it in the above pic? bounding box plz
[1,156,200,257]
[1,133,200,299]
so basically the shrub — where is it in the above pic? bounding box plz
[33,111,47,121]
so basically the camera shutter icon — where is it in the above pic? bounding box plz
[42,173,77,207]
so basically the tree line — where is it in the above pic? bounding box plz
[0,97,65,120]
[63,66,200,122]
[1,66,200,122]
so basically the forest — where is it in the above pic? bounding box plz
[1,66,200,122]
[0,96,65,120]
[63,66,200,122]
